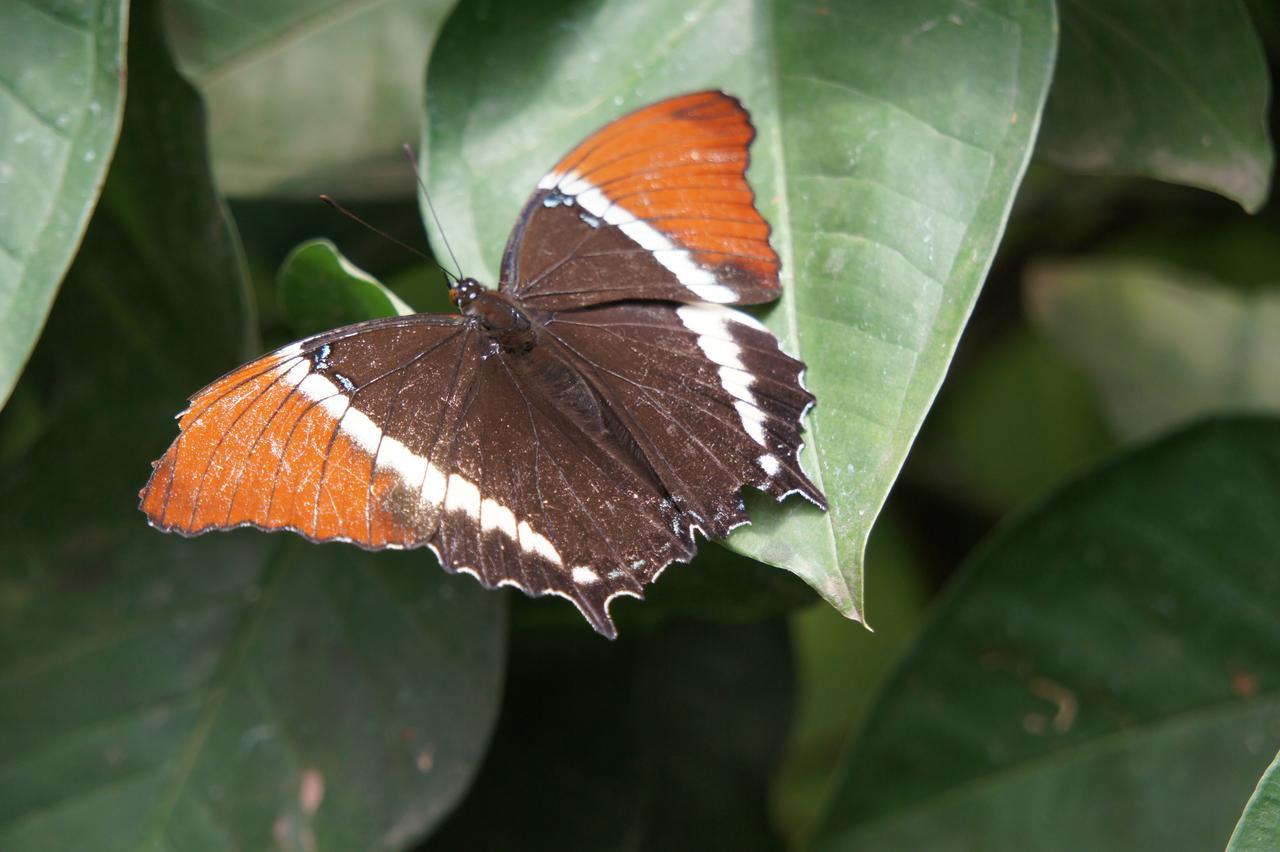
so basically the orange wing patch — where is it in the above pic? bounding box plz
[140,349,407,547]
[542,91,779,298]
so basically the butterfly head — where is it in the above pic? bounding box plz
[450,277,484,309]
[454,283,536,354]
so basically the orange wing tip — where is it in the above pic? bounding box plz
[533,91,779,305]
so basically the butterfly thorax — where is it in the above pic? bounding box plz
[453,278,538,355]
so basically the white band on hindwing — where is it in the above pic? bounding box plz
[675,304,776,473]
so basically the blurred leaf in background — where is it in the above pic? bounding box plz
[0,0,128,409]
[1027,258,1280,440]
[811,418,1280,851]
[909,326,1115,517]
[230,197,442,340]
[167,0,455,197]
[423,619,795,852]
[277,238,414,338]
[1040,0,1274,211]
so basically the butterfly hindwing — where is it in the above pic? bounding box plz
[438,352,697,635]
[544,301,824,538]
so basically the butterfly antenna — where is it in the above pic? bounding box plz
[402,143,464,283]
[317,195,448,278]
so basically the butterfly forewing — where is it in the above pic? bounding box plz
[141,315,477,547]
[501,91,780,310]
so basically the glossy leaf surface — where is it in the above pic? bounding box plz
[0,0,128,409]
[813,418,1280,851]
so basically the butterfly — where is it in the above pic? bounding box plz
[140,91,825,638]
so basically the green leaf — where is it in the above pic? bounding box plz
[0,4,504,848]
[771,511,930,845]
[425,619,794,851]
[1040,0,1274,212]
[0,0,128,410]
[811,417,1280,851]
[909,326,1114,516]
[167,0,455,198]
[278,239,415,338]
[1229,749,1280,851]
[99,0,256,379]
[1026,258,1280,441]
[423,0,1058,621]
[0,463,505,851]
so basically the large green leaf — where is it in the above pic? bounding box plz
[811,418,1280,851]
[1229,749,1280,851]
[1040,0,1274,212]
[1026,258,1280,441]
[425,619,794,851]
[0,0,128,409]
[423,0,1058,621]
[909,326,1114,516]
[167,0,455,198]
[0,4,504,848]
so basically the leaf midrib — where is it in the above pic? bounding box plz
[761,0,848,614]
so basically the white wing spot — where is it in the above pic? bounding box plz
[759,453,780,477]
[734,401,768,446]
[276,341,306,360]
[339,406,382,454]
[481,497,518,538]
[376,439,429,497]
[518,520,563,565]
[677,301,767,334]
[572,566,600,584]
[445,474,482,519]
[280,358,311,388]
[698,336,743,369]
[422,464,447,504]
[717,365,756,404]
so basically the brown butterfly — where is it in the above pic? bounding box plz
[140,91,825,637]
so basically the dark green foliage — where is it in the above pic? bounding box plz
[1,0,1276,849]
